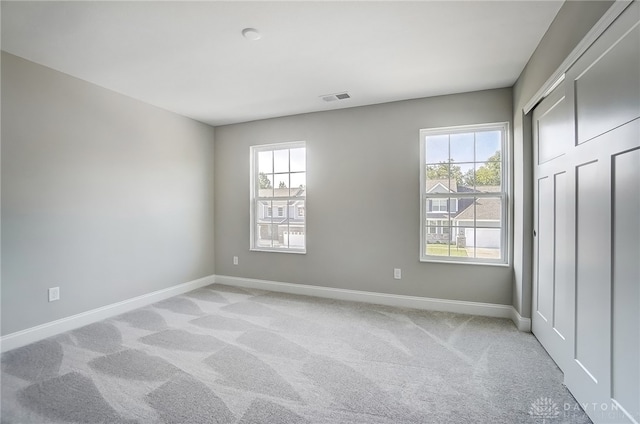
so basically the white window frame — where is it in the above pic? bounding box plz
[250,141,306,254]
[419,122,509,265]
[432,198,448,212]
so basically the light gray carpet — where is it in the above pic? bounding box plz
[1,284,591,423]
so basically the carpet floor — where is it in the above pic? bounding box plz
[1,284,591,423]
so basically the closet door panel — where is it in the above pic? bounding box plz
[612,147,640,422]
[552,171,570,340]
[575,23,640,144]
[574,160,609,384]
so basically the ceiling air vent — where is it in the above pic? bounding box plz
[321,92,351,102]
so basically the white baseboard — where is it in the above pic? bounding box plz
[0,274,216,353]
[1,273,531,353]
[510,307,532,332]
[215,275,528,330]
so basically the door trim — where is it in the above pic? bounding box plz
[523,0,633,114]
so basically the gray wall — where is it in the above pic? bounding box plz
[215,88,513,305]
[1,52,216,335]
[3,0,613,334]
[511,1,614,318]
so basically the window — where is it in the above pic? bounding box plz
[251,141,306,253]
[420,123,508,264]
[432,199,448,212]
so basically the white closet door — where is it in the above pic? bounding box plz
[565,3,639,421]
[532,2,639,423]
[532,81,573,372]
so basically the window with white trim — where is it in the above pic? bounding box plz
[251,142,306,253]
[432,199,448,212]
[420,123,508,264]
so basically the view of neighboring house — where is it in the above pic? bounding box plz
[425,179,501,249]
[256,187,306,248]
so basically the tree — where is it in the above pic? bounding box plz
[259,172,272,189]
[463,151,501,186]
[426,159,464,184]
[278,181,287,189]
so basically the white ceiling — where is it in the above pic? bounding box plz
[1,1,564,126]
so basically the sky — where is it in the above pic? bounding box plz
[425,130,501,164]
[258,147,306,190]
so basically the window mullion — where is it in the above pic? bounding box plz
[421,123,507,264]
[447,192,499,199]
[251,142,306,253]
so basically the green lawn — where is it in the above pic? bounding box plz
[427,244,468,257]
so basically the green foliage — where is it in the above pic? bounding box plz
[427,151,501,187]
[258,172,272,189]
[278,181,287,188]
[463,151,501,186]
[426,244,468,257]
[426,160,464,183]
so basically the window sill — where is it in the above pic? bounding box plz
[251,248,306,255]
[420,257,510,267]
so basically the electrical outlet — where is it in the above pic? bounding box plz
[393,268,401,280]
[233,256,239,265]
[48,287,60,302]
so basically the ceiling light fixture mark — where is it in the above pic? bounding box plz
[242,28,261,41]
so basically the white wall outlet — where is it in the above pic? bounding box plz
[233,256,239,265]
[48,287,60,302]
[393,268,401,279]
